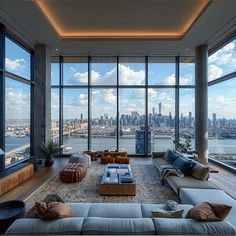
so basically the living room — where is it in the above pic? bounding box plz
[0,0,236,235]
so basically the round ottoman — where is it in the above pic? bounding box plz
[69,153,91,167]
[59,163,87,183]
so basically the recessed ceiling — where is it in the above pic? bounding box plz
[35,0,210,40]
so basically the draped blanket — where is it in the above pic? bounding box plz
[160,167,184,185]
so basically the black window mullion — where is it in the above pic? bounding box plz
[88,56,91,150]
[117,56,119,151]
[0,23,5,176]
[175,56,180,144]
[145,56,148,157]
[59,56,63,148]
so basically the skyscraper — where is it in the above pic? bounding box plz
[213,113,216,127]
[158,103,162,116]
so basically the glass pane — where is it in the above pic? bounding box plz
[179,89,195,148]
[148,57,175,85]
[208,78,236,168]
[179,57,195,85]
[63,57,88,85]
[5,78,30,167]
[119,57,145,85]
[208,39,236,82]
[51,88,59,143]
[51,57,59,85]
[5,37,31,80]
[91,57,117,85]
[91,89,117,150]
[148,89,175,152]
[119,88,145,154]
[63,89,88,153]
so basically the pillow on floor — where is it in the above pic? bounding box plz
[163,149,181,164]
[186,202,232,221]
[173,157,196,175]
[35,202,72,220]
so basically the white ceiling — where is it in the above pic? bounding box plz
[0,0,236,56]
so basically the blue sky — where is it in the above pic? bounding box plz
[5,37,236,120]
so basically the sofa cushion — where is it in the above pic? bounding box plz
[82,217,156,235]
[88,203,142,218]
[67,203,91,217]
[6,217,84,235]
[173,157,196,175]
[186,202,232,221]
[179,188,236,227]
[166,175,217,194]
[164,149,181,164]
[141,204,193,218]
[153,218,236,235]
[191,162,209,180]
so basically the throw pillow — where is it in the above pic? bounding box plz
[26,193,64,218]
[35,202,72,220]
[152,209,184,218]
[173,157,196,175]
[191,162,210,181]
[163,149,181,164]
[165,200,180,211]
[186,202,232,221]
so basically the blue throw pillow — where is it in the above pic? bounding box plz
[173,157,196,176]
[163,149,181,164]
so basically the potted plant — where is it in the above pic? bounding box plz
[39,140,60,167]
[28,156,39,171]
[173,135,193,153]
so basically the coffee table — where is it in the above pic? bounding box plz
[99,164,136,196]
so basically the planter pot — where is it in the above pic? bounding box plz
[45,158,54,167]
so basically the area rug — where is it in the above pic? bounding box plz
[24,158,180,211]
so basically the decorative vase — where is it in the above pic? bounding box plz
[45,158,54,167]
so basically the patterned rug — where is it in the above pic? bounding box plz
[25,158,179,211]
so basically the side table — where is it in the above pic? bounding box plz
[0,200,25,233]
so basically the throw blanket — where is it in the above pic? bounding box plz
[160,167,184,185]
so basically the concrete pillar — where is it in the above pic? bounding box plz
[195,45,208,164]
[33,45,51,156]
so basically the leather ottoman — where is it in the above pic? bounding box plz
[101,155,114,164]
[115,156,130,164]
[59,163,87,183]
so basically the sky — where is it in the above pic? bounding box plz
[4,37,236,120]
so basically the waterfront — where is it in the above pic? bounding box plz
[5,136,236,155]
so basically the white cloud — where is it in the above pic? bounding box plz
[5,58,26,71]
[119,64,145,85]
[5,88,30,119]
[208,64,223,81]
[71,71,88,84]
[208,95,236,119]
[164,74,175,85]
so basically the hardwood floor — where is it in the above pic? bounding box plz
[0,157,235,202]
[0,158,67,202]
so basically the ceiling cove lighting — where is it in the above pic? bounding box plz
[35,0,210,40]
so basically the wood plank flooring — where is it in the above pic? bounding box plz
[0,157,235,202]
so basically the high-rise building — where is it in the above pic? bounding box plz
[135,127,153,154]
[158,103,162,116]
[213,113,216,127]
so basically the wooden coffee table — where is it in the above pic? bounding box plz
[99,164,136,196]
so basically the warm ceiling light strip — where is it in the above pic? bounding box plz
[35,0,210,40]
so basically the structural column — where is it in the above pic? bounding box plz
[195,45,208,164]
[33,45,51,156]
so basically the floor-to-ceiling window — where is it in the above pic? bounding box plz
[51,56,195,155]
[4,36,32,167]
[208,38,236,168]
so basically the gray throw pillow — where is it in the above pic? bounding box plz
[163,149,181,164]
[165,200,180,211]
